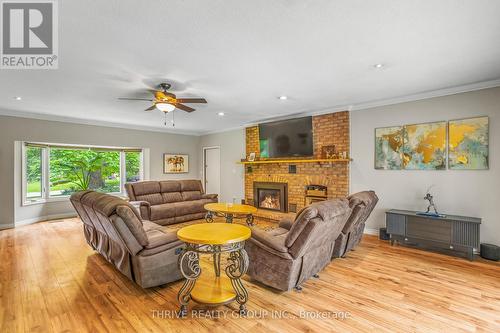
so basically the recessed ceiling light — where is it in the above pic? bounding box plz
[278,96,288,100]
[217,112,225,116]
[14,96,22,100]
[374,63,384,69]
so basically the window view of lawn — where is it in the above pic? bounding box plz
[49,148,121,196]
[25,144,142,201]
[26,146,43,199]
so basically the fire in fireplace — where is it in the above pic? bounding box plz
[253,182,288,212]
[259,189,281,210]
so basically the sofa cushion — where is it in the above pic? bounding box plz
[285,206,318,247]
[180,179,203,192]
[160,180,181,193]
[161,192,182,203]
[250,228,289,253]
[174,201,201,216]
[150,203,176,220]
[181,191,202,201]
[136,193,163,205]
[116,205,148,246]
[131,181,160,196]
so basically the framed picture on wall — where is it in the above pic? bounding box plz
[448,116,489,170]
[163,154,189,173]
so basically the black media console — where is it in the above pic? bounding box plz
[386,209,481,260]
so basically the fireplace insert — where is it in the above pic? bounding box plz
[253,182,288,212]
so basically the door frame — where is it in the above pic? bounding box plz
[201,146,221,195]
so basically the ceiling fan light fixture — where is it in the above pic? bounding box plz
[156,102,176,112]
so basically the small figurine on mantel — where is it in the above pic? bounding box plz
[418,186,446,218]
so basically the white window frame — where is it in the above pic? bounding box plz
[22,142,144,206]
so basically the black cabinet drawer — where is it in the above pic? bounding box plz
[407,217,451,243]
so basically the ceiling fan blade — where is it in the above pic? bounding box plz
[176,98,207,104]
[118,97,153,101]
[145,105,156,111]
[175,103,195,112]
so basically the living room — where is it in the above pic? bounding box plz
[0,1,499,332]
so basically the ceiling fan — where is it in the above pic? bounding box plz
[118,83,207,113]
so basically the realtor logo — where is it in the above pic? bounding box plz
[1,0,58,69]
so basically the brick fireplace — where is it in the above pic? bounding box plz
[244,111,350,220]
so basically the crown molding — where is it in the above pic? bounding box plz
[349,78,500,112]
[0,109,201,136]
[202,79,500,136]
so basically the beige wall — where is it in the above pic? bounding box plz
[198,130,246,203]
[0,115,200,227]
[351,87,500,246]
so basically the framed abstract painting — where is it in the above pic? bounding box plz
[402,121,447,170]
[375,126,403,170]
[448,116,489,170]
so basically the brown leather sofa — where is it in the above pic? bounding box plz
[332,191,379,258]
[124,180,218,225]
[70,191,185,288]
[245,199,352,291]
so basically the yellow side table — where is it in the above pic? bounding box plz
[204,202,258,225]
[176,223,251,317]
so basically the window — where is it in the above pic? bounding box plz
[23,143,143,204]
[26,146,44,200]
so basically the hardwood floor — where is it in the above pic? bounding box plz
[1,218,499,333]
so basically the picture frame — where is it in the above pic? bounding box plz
[163,154,189,173]
[248,152,256,162]
[448,116,489,170]
[321,145,336,159]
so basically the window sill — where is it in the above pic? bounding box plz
[22,192,127,206]
[23,196,70,206]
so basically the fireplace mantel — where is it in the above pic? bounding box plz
[238,158,352,165]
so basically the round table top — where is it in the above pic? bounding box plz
[204,202,258,215]
[177,223,251,245]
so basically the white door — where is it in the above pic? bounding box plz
[204,147,221,197]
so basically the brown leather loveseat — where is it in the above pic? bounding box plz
[125,180,218,225]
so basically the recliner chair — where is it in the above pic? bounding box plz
[332,190,379,258]
[70,191,184,288]
[245,199,352,291]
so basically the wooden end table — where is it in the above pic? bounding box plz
[176,223,251,317]
[204,203,257,226]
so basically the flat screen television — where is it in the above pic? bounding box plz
[258,116,313,158]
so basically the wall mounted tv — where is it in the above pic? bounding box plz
[258,116,314,158]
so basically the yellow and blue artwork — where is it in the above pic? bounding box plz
[402,121,447,170]
[448,117,489,170]
[375,126,403,170]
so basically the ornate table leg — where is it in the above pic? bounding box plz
[177,247,201,317]
[246,214,254,226]
[205,211,214,223]
[225,213,234,224]
[226,246,250,316]
[212,245,221,277]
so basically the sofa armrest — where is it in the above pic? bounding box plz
[129,201,151,220]
[278,217,295,230]
[250,227,288,253]
[202,193,218,200]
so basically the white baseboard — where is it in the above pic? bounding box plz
[15,213,78,228]
[364,227,380,236]
[0,223,15,230]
